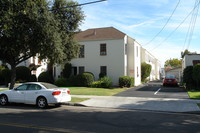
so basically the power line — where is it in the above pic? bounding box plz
[151,0,200,51]
[143,0,180,46]
[186,0,200,50]
[182,0,199,50]
[49,0,107,11]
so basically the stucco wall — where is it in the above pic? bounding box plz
[183,54,200,69]
[68,39,126,86]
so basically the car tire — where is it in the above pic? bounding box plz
[37,97,48,109]
[0,95,8,106]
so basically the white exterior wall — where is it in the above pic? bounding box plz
[140,47,156,81]
[127,37,141,86]
[133,41,141,86]
[155,59,161,80]
[69,39,126,86]
[182,54,200,70]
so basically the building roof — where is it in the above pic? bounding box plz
[75,27,126,41]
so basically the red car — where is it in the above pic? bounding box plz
[163,75,178,87]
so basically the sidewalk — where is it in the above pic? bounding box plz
[72,95,200,113]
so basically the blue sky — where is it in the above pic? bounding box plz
[75,0,200,67]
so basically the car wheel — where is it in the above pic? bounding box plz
[37,97,48,109]
[0,95,8,106]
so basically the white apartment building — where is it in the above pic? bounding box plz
[55,27,141,86]
[140,47,160,81]
[0,56,48,78]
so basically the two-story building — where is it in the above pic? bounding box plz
[140,47,161,81]
[55,27,142,86]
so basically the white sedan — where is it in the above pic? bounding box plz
[0,82,71,108]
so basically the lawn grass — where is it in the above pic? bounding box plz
[187,90,200,99]
[198,103,200,108]
[68,87,126,96]
[0,87,127,96]
[70,97,90,103]
[0,89,8,91]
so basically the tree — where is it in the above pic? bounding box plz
[62,62,72,79]
[181,49,197,58]
[141,62,152,82]
[193,64,200,89]
[0,0,84,89]
[164,58,182,68]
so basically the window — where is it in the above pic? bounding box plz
[15,84,28,91]
[79,66,85,74]
[28,84,41,90]
[100,44,107,55]
[136,46,138,57]
[79,45,85,58]
[100,66,107,76]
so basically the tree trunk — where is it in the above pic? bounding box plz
[9,65,16,90]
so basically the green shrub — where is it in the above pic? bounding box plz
[141,62,152,82]
[183,66,196,90]
[91,81,102,88]
[119,76,134,88]
[193,64,200,89]
[38,71,54,83]
[91,77,112,88]
[29,74,37,82]
[54,78,71,87]
[76,72,94,87]
[99,72,106,79]
[69,72,94,87]
[99,76,112,88]
[16,66,31,82]
[62,63,72,79]
[1,68,11,86]
[85,72,95,80]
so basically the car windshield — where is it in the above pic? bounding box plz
[165,75,175,79]
[41,83,58,89]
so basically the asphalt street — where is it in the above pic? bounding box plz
[115,81,189,99]
[0,105,200,133]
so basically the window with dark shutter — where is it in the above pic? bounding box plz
[79,45,85,58]
[100,44,107,55]
[100,66,107,76]
[79,66,85,74]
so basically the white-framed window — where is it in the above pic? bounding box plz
[100,43,107,55]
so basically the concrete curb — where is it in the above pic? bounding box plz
[63,102,86,107]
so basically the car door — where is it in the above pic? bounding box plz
[9,84,28,103]
[25,84,42,104]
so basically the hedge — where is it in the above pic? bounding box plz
[119,76,134,88]
[54,78,71,87]
[38,71,54,83]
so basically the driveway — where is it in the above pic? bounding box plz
[115,81,189,99]
[77,81,200,112]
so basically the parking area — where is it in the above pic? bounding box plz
[115,81,189,99]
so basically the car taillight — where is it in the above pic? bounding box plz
[52,91,61,95]
[67,90,70,94]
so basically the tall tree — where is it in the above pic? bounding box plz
[164,58,182,68]
[0,0,84,89]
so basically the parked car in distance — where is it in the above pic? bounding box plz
[0,82,71,108]
[163,75,178,87]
